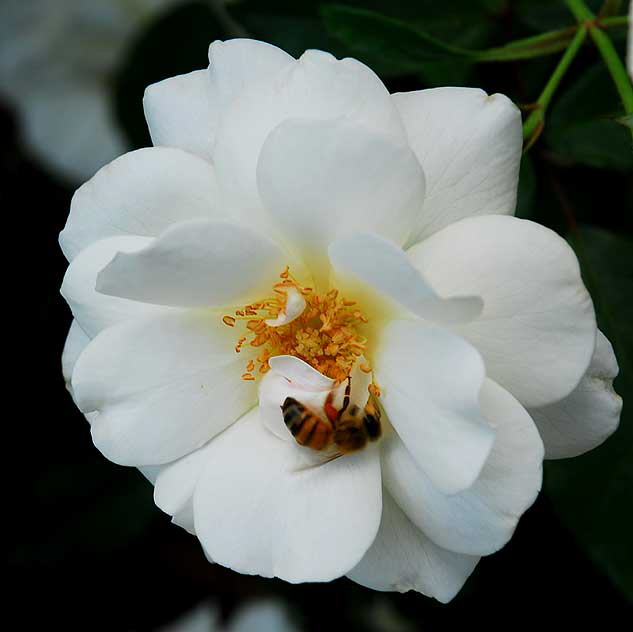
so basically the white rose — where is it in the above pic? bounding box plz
[60,39,621,602]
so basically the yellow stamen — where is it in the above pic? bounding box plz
[223,268,372,381]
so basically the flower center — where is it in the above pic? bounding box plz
[223,267,371,382]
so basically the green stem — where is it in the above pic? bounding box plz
[522,25,588,148]
[565,0,633,120]
[600,15,629,28]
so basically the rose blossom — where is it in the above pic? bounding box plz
[60,39,621,602]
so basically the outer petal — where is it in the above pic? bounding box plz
[408,215,596,407]
[59,147,219,261]
[143,40,293,162]
[347,491,479,602]
[96,220,288,308]
[329,233,482,325]
[393,87,521,245]
[154,440,217,521]
[193,409,382,582]
[529,330,622,459]
[61,235,177,337]
[71,312,257,466]
[208,38,294,109]
[257,119,425,276]
[375,320,494,494]
[213,49,405,232]
[144,69,218,162]
[62,320,90,394]
[383,379,543,556]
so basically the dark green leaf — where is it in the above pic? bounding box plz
[513,0,602,32]
[546,227,633,603]
[545,64,633,171]
[321,4,475,78]
[476,27,577,61]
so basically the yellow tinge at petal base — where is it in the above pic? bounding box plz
[223,268,372,382]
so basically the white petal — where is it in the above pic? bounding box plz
[143,40,293,164]
[257,119,424,278]
[59,147,219,261]
[408,215,596,407]
[193,409,382,582]
[71,311,257,466]
[393,87,522,245]
[213,49,405,233]
[347,491,479,602]
[62,320,90,393]
[268,355,335,391]
[138,465,162,485]
[375,320,493,494]
[154,440,216,518]
[264,287,306,326]
[208,38,294,108]
[172,501,196,536]
[96,220,288,308]
[259,358,371,442]
[383,379,543,556]
[144,68,218,162]
[529,331,621,459]
[61,235,178,337]
[330,233,482,325]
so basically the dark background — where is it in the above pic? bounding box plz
[5,1,632,629]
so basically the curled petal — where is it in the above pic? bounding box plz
[329,232,482,325]
[61,235,177,337]
[264,287,306,326]
[96,220,289,308]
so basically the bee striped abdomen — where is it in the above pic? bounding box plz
[363,402,382,441]
[282,397,333,450]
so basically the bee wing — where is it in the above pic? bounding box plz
[290,448,343,473]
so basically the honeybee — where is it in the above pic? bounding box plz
[281,377,382,458]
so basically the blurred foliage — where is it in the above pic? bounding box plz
[546,63,633,171]
[546,227,633,602]
[7,0,633,627]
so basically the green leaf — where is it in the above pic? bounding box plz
[545,64,633,171]
[321,4,474,78]
[475,27,577,61]
[545,227,633,603]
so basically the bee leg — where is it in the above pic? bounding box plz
[337,376,352,421]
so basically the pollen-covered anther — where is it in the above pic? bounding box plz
[222,267,372,382]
